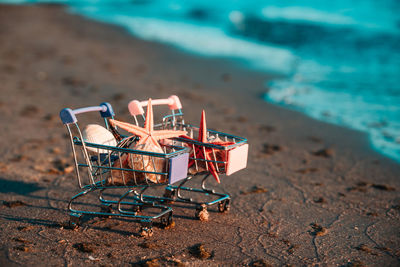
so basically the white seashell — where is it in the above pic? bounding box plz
[82,124,117,154]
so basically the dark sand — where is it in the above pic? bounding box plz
[0,4,399,266]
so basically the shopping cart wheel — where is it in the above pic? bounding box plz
[163,187,176,202]
[195,204,209,221]
[140,220,153,238]
[100,204,113,218]
[160,212,173,228]
[140,227,153,238]
[69,213,81,229]
[218,199,230,213]
[132,205,143,214]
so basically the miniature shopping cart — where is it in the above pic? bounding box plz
[127,96,248,220]
[59,103,189,234]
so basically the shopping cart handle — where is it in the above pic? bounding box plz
[60,102,114,124]
[128,95,182,116]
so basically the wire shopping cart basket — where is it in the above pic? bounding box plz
[59,103,189,234]
[126,96,248,220]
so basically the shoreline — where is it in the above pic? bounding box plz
[0,4,399,266]
[64,1,400,164]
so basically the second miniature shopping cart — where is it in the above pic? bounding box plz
[127,95,248,220]
[59,103,189,235]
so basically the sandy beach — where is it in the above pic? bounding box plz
[0,4,399,266]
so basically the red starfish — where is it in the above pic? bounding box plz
[109,98,187,150]
[181,110,234,183]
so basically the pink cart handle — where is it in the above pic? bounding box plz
[128,95,182,116]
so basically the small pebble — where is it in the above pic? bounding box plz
[296,168,318,174]
[3,200,27,208]
[189,244,212,259]
[17,226,35,232]
[198,209,209,222]
[313,197,326,204]
[312,148,334,158]
[371,184,395,191]
[73,242,96,253]
[139,242,158,249]
[355,244,378,255]
[240,185,268,195]
[261,144,283,155]
[20,105,40,117]
[142,259,160,267]
[50,147,61,154]
[250,259,272,267]
[14,245,33,252]
[13,237,30,243]
[310,223,328,236]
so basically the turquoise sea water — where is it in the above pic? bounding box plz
[4,0,400,162]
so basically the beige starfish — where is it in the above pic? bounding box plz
[109,98,187,149]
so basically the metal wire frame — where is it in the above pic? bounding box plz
[64,119,189,229]
[128,108,246,217]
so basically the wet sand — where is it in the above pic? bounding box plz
[0,4,399,266]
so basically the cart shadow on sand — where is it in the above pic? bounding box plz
[0,178,44,195]
[0,176,210,235]
[0,177,64,226]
